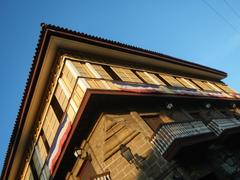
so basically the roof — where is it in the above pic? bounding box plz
[1,23,228,179]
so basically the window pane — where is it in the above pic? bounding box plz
[111,67,142,83]
[40,164,50,180]
[176,77,199,89]
[61,65,76,92]
[72,62,94,78]
[72,84,84,107]
[191,80,212,91]
[51,95,64,121]
[206,82,222,92]
[54,82,69,112]
[136,71,165,85]
[91,64,113,80]
[36,136,48,164]
[147,72,165,85]
[159,74,184,87]
[215,83,236,93]
[43,106,60,146]
[32,146,44,176]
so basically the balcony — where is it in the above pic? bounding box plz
[91,172,111,180]
[150,121,214,160]
[207,118,240,136]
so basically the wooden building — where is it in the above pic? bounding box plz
[1,24,240,180]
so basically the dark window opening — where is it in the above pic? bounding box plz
[30,159,39,180]
[189,79,204,90]
[51,95,64,122]
[102,65,121,81]
[156,74,171,86]
[132,70,146,83]
[40,130,50,153]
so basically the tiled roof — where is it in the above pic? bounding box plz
[0,23,227,179]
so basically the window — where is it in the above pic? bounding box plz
[159,74,184,87]
[102,65,122,81]
[30,160,38,180]
[51,95,64,121]
[111,66,143,83]
[40,130,50,153]
[191,80,213,91]
[72,83,84,108]
[42,106,60,146]
[32,147,44,176]
[61,65,76,92]
[40,164,50,180]
[36,136,48,165]
[136,71,165,85]
[206,82,222,92]
[87,63,113,80]
[176,77,199,89]
[54,81,69,112]
[215,83,236,93]
[72,61,94,78]
[67,103,77,123]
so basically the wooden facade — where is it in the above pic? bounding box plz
[1,24,240,180]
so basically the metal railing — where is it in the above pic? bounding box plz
[150,121,211,155]
[207,118,240,136]
[91,172,111,180]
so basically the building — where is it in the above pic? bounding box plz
[1,24,240,180]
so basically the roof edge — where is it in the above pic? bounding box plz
[1,23,228,179]
[41,23,227,78]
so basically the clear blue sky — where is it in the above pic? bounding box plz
[0,0,240,172]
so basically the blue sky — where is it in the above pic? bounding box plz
[0,0,240,173]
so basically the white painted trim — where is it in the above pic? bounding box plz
[70,99,78,113]
[77,78,90,92]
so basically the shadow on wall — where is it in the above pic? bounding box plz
[132,139,240,180]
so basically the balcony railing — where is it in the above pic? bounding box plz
[150,121,212,159]
[91,172,111,180]
[207,118,240,136]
